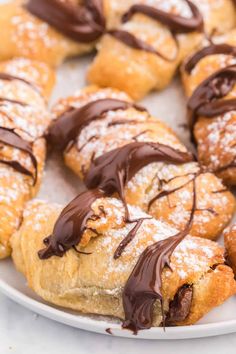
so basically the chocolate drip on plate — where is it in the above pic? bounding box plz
[122,1,203,33]
[188,64,236,138]
[0,127,37,185]
[184,44,236,73]
[25,0,105,43]
[122,178,196,333]
[166,284,193,324]
[48,98,146,149]
[85,142,193,218]
[38,189,104,259]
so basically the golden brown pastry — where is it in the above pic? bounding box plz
[181,29,236,185]
[49,86,235,241]
[88,0,236,100]
[0,57,55,259]
[224,224,236,276]
[11,196,236,331]
[0,0,105,66]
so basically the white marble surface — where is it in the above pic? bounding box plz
[1,293,236,354]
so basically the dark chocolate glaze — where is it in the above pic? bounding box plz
[122,1,203,33]
[122,178,196,333]
[166,284,193,324]
[0,97,28,107]
[188,64,236,137]
[0,127,37,185]
[48,98,146,150]
[25,0,105,43]
[38,189,104,259]
[184,44,236,73]
[85,142,194,218]
[109,0,203,60]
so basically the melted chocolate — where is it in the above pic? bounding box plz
[188,64,236,137]
[25,0,105,43]
[122,178,196,333]
[85,142,193,218]
[122,1,203,33]
[48,98,146,150]
[0,127,37,184]
[0,97,28,107]
[166,284,193,324]
[108,30,176,61]
[38,189,104,259]
[109,0,203,60]
[184,44,236,73]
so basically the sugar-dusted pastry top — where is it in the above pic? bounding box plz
[182,29,236,185]
[87,0,236,99]
[49,86,235,241]
[11,197,236,332]
[0,58,55,259]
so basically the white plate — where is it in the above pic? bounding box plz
[0,53,236,340]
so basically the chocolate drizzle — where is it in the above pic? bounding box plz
[85,142,194,218]
[0,73,39,94]
[38,189,104,259]
[184,44,236,73]
[25,0,105,43]
[109,0,203,60]
[122,177,196,333]
[0,127,37,185]
[122,1,203,33]
[188,64,236,137]
[48,98,146,149]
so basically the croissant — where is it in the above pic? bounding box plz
[0,57,55,258]
[0,0,105,66]
[181,29,236,185]
[88,0,236,99]
[11,196,236,332]
[48,86,235,241]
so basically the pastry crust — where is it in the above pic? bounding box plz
[0,0,94,66]
[0,58,55,258]
[11,198,236,327]
[224,224,236,276]
[88,0,236,100]
[181,29,236,185]
[50,86,235,241]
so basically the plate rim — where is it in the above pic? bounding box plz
[1,277,236,340]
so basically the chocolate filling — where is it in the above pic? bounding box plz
[187,64,236,138]
[0,72,40,94]
[0,127,37,185]
[25,0,105,43]
[184,44,236,74]
[48,98,146,150]
[166,284,193,325]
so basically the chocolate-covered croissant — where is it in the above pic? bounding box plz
[11,197,236,332]
[181,29,236,185]
[88,0,236,99]
[48,86,235,241]
[0,57,55,258]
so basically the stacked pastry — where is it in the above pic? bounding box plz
[0,57,55,259]
[0,0,106,66]
[181,29,236,185]
[47,86,235,241]
[88,0,236,99]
